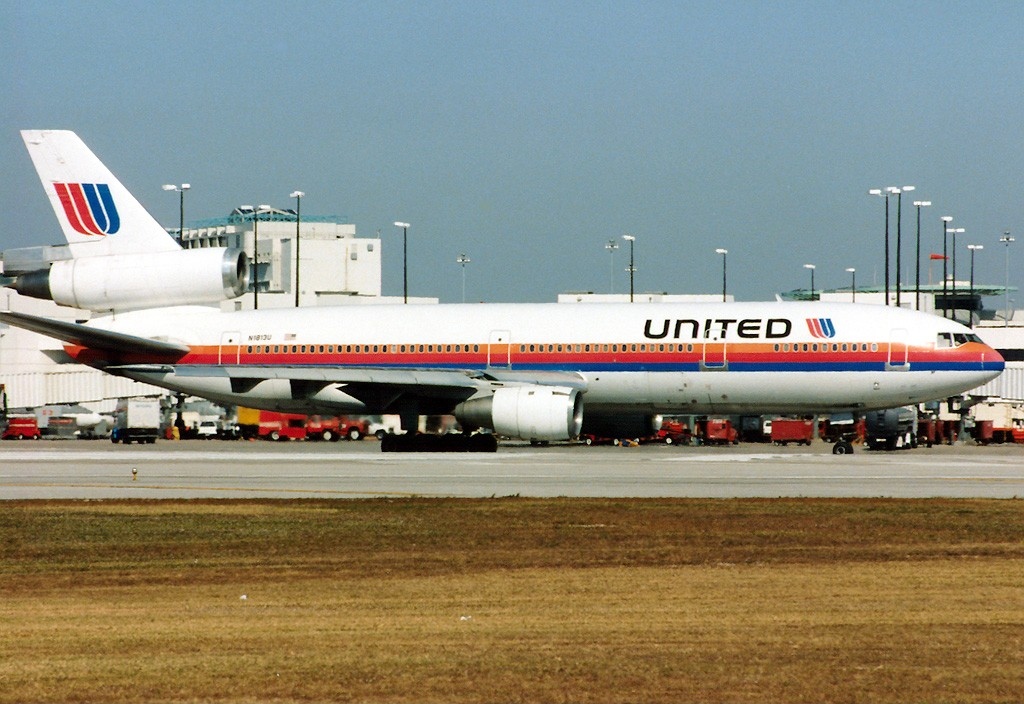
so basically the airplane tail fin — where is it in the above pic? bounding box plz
[21,130,180,256]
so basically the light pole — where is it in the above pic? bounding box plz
[456,253,471,303]
[716,248,724,300]
[803,263,816,301]
[949,227,964,322]
[846,267,856,302]
[393,222,410,303]
[912,199,930,310]
[290,190,304,307]
[715,248,728,301]
[622,234,636,302]
[604,239,618,294]
[893,185,914,307]
[967,244,983,328]
[161,183,190,244]
[941,216,953,317]
[1000,232,1015,326]
[868,188,893,305]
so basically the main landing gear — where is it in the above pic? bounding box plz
[380,433,498,453]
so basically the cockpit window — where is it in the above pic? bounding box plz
[938,332,985,348]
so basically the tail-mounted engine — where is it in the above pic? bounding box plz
[9,247,248,312]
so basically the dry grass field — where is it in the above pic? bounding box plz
[1,498,1022,703]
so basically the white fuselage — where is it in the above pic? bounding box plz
[85,301,1004,419]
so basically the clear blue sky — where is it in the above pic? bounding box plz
[2,1,1022,303]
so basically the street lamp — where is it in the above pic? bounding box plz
[162,183,190,244]
[941,216,953,317]
[967,244,983,328]
[893,185,915,307]
[290,190,304,307]
[715,248,728,301]
[622,234,636,302]
[949,227,965,322]
[912,199,931,310]
[868,188,893,305]
[803,263,816,301]
[456,253,471,303]
[604,239,618,294]
[846,267,856,302]
[1000,232,1015,326]
[394,222,410,303]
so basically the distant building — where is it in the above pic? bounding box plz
[180,206,383,309]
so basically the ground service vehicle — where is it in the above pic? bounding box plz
[111,398,160,444]
[695,419,738,445]
[196,420,220,438]
[237,407,307,441]
[306,415,369,441]
[3,417,42,440]
[649,419,691,445]
[971,401,1024,444]
[770,418,814,446]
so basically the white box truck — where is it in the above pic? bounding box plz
[111,398,161,444]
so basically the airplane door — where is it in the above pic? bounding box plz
[887,328,909,371]
[701,324,728,371]
[219,331,241,365]
[488,330,511,369]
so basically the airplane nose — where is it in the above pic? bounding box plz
[983,344,1005,373]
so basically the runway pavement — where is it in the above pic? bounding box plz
[2,439,1021,499]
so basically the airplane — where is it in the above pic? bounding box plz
[0,130,1005,452]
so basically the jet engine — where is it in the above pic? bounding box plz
[454,385,583,441]
[10,247,248,312]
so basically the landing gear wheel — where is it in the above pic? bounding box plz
[832,440,854,455]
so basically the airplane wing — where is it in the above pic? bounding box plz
[164,364,588,407]
[0,311,190,357]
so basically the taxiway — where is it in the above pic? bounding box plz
[1,440,1021,499]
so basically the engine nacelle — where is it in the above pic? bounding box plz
[454,385,583,441]
[11,248,248,312]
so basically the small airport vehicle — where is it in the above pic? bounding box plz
[695,419,738,445]
[196,420,220,438]
[647,419,691,445]
[111,398,160,444]
[2,417,42,440]
[770,418,814,446]
[237,408,307,441]
[306,415,369,441]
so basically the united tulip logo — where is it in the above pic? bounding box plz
[54,182,120,236]
[806,318,836,339]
